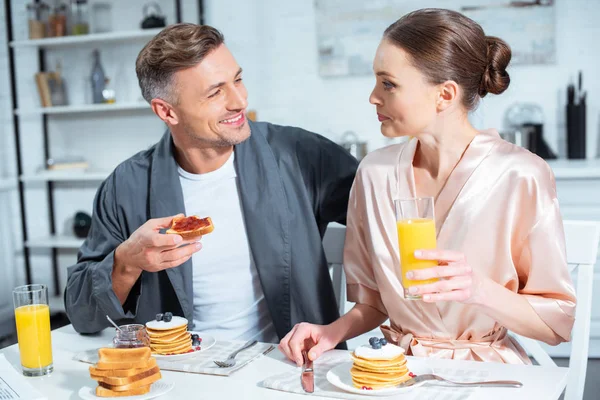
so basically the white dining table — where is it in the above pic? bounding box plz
[0,325,569,399]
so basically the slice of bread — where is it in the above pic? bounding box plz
[95,385,150,397]
[166,215,214,239]
[91,366,160,386]
[98,370,162,392]
[95,347,154,370]
[89,358,157,377]
[91,347,162,397]
[98,347,151,362]
[95,358,156,370]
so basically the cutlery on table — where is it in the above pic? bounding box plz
[300,350,314,393]
[213,340,258,368]
[397,374,523,388]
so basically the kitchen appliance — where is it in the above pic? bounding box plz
[503,103,556,159]
[339,131,368,161]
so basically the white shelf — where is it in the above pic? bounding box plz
[21,171,109,182]
[10,28,163,48]
[16,102,151,116]
[548,159,600,179]
[0,178,16,191]
[26,236,84,249]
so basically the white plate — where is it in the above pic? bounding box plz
[79,380,174,399]
[326,359,434,396]
[151,332,216,361]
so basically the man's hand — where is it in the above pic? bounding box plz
[116,214,203,273]
[112,214,202,304]
[279,323,338,366]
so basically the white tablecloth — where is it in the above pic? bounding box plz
[0,325,569,399]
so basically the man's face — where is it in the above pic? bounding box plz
[171,44,250,147]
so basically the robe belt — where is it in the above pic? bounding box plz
[380,324,509,351]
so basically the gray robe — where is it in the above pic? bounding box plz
[64,120,358,342]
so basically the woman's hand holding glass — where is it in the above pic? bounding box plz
[406,249,486,304]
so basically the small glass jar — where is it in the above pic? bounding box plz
[112,324,150,349]
[70,0,89,35]
[48,4,67,37]
[27,2,50,39]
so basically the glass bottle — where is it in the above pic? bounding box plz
[70,0,89,35]
[102,78,116,104]
[90,49,105,104]
[27,2,49,39]
[112,324,150,349]
[48,3,67,37]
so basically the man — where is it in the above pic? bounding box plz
[64,23,358,344]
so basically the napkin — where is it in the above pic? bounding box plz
[74,340,275,376]
[262,352,480,399]
[0,354,47,400]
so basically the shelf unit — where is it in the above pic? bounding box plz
[5,0,189,298]
[15,102,151,116]
[26,235,84,249]
[0,178,16,191]
[10,28,164,48]
[21,171,109,182]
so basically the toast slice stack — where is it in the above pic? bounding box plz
[90,347,161,397]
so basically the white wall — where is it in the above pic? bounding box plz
[205,0,600,158]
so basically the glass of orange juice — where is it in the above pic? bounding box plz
[12,284,53,376]
[395,197,438,300]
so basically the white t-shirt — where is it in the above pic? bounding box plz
[178,152,278,343]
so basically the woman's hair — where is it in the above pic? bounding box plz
[136,23,225,104]
[383,8,511,110]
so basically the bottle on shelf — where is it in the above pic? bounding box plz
[90,49,106,104]
[48,3,68,37]
[70,0,90,35]
[27,2,50,39]
[102,78,116,104]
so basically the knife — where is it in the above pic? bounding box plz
[301,350,314,393]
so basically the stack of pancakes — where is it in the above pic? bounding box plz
[90,347,161,397]
[350,344,411,390]
[145,316,192,355]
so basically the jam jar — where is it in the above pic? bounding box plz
[112,324,150,348]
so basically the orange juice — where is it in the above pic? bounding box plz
[397,218,438,291]
[14,304,53,369]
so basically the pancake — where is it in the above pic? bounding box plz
[145,316,192,355]
[350,340,411,390]
[148,331,190,344]
[145,316,188,331]
[149,336,191,350]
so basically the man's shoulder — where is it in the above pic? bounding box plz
[105,143,158,187]
[253,120,326,147]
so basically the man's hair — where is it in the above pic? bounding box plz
[135,23,225,104]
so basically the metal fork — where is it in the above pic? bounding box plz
[213,340,258,368]
[397,374,523,388]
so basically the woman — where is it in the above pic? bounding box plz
[279,8,576,365]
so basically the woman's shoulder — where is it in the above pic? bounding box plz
[487,132,556,185]
[358,140,411,174]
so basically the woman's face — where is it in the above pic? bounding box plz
[370,40,439,138]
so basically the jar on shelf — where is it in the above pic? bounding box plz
[102,78,116,104]
[70,0,90,35]
[27,2,50,39]
[48,3,68,37]
[112,324,150,349]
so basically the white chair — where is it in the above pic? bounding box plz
[324,223,386,349]
[514,220,600,400]
[324,220,600,400]
[323,223,348,317]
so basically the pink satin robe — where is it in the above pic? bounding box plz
[343,129,576,364]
